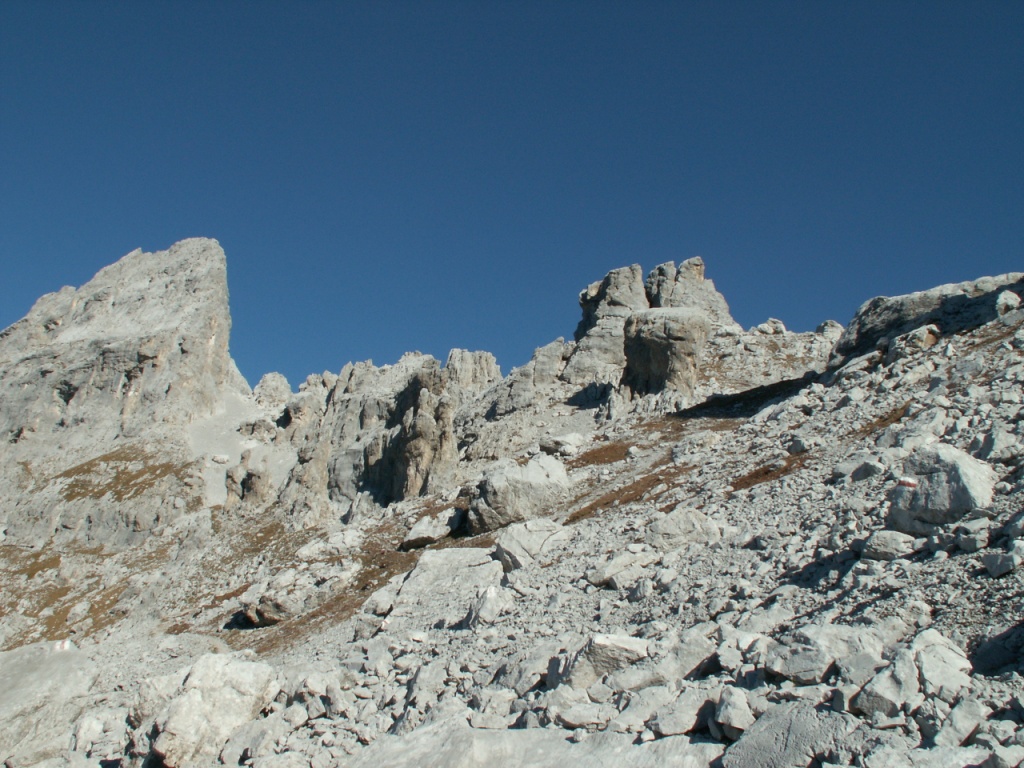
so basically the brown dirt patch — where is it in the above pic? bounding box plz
[848,401,911,440]
[730,451,812,493]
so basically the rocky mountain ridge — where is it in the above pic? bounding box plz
[2,238,1024,768]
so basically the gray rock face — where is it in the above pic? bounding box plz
[0,238,250,546]
[0,238,244,442]
[645,258,739,327]
[148,652,279,768]
[831,272,1024,363]
[721,702,860,768]
[862,530,918,560]
[279,353,467,526]
[493,518,570,571]
[562,260,737,391]
[554,633,650,690]
[562,265,650,386]
[468,454,570,533]
[622,309,710,395]
[888,443,998,534]
[0,641,98,765]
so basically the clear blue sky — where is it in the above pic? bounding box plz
[2,2,1021,388]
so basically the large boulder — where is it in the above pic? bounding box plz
[552,633,651,690]
[149,652,279,768]
[888,444,998,534]
[386,548,504,631]
[493,518,571,571]
[722,702,860,768]
[646,506,721,551]
[469,454,570,533]
[622,308,710,395]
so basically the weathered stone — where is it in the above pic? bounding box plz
[910,629,972,705]
[649,687,719,736]
[716,686,756,738]
[888,444,998,534]
[469,454,570,533]
[150,652,279,768]
[831,273,1024,364]
[721,702,859,768]
[493,518,571,571]
[0,641,98,765]
[852,649,921,719]
[556,634,650,690]
[562,265,649,386]
[766,623,883,685]
[646,507,721,551]
[863,530,918,561]
[622,309,709,395]
[401,507,463,550]
[933,698,993,747]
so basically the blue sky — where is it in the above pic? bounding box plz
[2,2,1021,388]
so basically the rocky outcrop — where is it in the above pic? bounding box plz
[277,354,470,526]
[561,259,737,392]
[561,265,650,386]
[0,238,251,546]
[8,240,1024,768]
[622,308,710,395]
[831,272,1024,364]
[0,238,246,446]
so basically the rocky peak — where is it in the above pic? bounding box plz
[645,257,739,328]
[0,238,245,447]
[0,238,251,546]
[562,259,739,390]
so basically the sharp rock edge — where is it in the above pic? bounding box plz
[2,238,1024,768]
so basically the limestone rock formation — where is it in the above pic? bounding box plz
[0,238,252,547]
[4,239,1024,768]
[831,272,1024,364]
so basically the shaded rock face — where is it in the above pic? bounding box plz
[831,272,1024,364]
[279,350,499,527]
[622,308,710,395]
[561,265,649,386]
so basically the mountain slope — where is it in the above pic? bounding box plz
[2,240,1024,768]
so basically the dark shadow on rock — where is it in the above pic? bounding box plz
[833,278,1024,363]
[672,373,818,421]
[971,621,1024,675]
[566,382,613,410]
[222,610,259,631]
[781,550,860,592]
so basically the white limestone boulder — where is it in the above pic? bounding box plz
[149,652,279,768]
[888,444,998,534]
[469,454,570,533]
[493,518,570,571]
[646,506,721,551]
